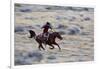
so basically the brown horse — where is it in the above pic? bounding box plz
[28,30,63,50]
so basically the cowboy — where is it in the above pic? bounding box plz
[41,22,52,41]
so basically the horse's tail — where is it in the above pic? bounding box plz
[28,30,36,38]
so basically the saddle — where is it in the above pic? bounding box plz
[43,32,49,41]
[39,31,53,44]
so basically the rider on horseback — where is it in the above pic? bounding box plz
[41,22,52,42]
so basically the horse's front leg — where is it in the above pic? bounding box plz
[53,42,61,51]
[38,44,45,50]
[48,44,54,49]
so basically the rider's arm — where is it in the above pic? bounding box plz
[49,25,52,29]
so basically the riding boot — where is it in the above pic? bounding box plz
[43,36,47,44]
[43,33,49,44]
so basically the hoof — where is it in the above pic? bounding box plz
[49,47,54,49]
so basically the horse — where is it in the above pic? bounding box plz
[28,30,63,50]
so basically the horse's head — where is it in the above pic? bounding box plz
[54,32,63,40]
[28,30,36,38]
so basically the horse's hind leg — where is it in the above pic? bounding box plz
[53,42,61,51]
[38,44,45,50]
